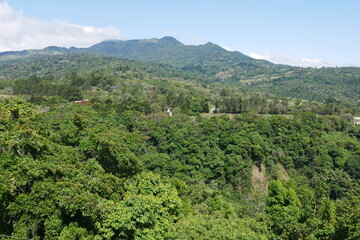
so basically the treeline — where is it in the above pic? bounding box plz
[1,52,360,112]
[8,72,360,117]
[12,76,82,101]
[215,94,355,115]
[250,67,360,105]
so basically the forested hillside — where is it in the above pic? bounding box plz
[250,67,360,104]
[1,96,359,239]
[1,37,360,106]
[0,39,359,239]
[1,53,358,115]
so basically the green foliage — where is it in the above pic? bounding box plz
[0,97,34,124]
[250,67,360,107]
[87,37,274,79]
[99,172,182,239]
[2,37,360,113]
[174,215,269,240]
[266,180,301,239]
[334,190,360,239]
[0,39,360,240]
[0,96,359,239]
[94,128,144,177]
[13,76,83,101]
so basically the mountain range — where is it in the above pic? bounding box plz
[0,36,359,106]
[0,36,277,77]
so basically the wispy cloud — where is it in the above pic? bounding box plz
[0,1,126,52]
[222,46,234,51]
[249,51,331,67]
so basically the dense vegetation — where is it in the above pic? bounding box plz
[0,38,359,239]
[250,67,360,104]
[1,37,360,107]
[1,53,359,115]
[0,96,359,239]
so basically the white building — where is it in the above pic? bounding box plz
[354,117,360,125]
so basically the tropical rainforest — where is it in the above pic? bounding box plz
[0,37,359,240]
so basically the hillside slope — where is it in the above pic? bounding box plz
[0,37,359,105]
[87,36,274,75]
[0,36,276,77]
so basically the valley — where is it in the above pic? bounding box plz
[0,37,359,240]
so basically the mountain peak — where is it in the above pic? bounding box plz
[203,42,220,47]
[159,36,183,45]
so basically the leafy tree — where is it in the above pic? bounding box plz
[98,172,182,239]
[266,180,301,239]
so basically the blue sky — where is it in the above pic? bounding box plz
[1,0,360,67]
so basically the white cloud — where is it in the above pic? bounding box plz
[222,46,233,51]
[249,52,267,60]
[249,51,331,67]
[301,58,325,64]
[0,1,126,52]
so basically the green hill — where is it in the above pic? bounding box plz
[0,36,276,78]
[0,36,359,107]
[0,39,360,239]
[87,36,274,76]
